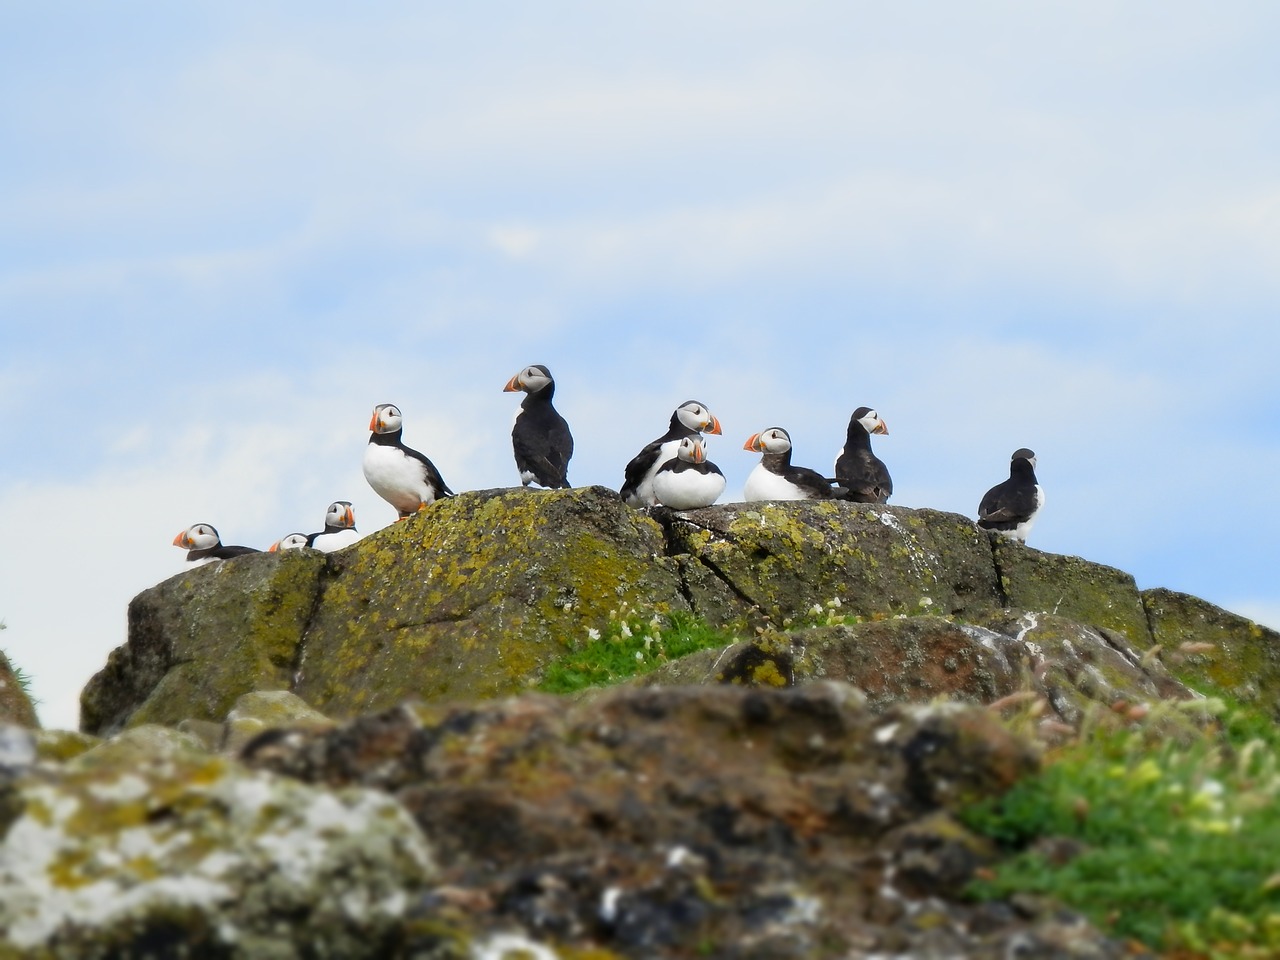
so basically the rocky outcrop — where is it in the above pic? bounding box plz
[0,682,1144,957]
[82,486,1259,736]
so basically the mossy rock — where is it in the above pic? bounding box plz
[658,501,1003,624]
[1143,587,1280,713]
[80,549,327,736]
[992,536,1150,642]
[291,486,697,717]
[0,651,38,729]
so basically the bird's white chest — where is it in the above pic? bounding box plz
[363,445,428,505]
[312,529,362,553]
[653,465,725,510]
[744,464,808,502]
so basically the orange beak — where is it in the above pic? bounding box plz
[173,531,189,548]
[690,442,706,464]
[743,433,762,451]
[368,412,380,431]
[704,415,722,436]
[503,374,522,393]
[874,419,889,436]
[344,505,356,527]
[268,540,280,553]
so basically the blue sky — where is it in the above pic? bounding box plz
[3,3,1278,729]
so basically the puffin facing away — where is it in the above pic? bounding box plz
[363,403,454,519]
[503,364,573,489]
[173,524,260,566]
[977,448,1044,542]
[743,427,838,502]
[834,407,892,503]
[652,436,726,510]
[621,400,723,507]
[307,501,361,553]
[268,533,310,552]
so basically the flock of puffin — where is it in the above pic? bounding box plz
[174,364,1045,565]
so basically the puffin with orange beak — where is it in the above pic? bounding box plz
[362,403,454,519]
[173,523,260,566]
[306,501,361,553]
[743,426,839,502]
[620,400,723,508]
[267,533,310,552]
[652,436,726,510]
[503,364,573,489]
[834,406,892,504]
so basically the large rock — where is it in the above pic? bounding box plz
[0,723,437,957]
[81,487,1277,734]
[234,682,1137,958]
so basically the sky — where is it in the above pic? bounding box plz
[2,3,1278,730]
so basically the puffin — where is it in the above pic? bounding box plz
[503,364,573,489]
[362,403,454,519]
[834,407,892,503]
[306,501,362,553]
[652,436,726,510]
[173,524,260,566]
[743,427,838,501]
[620,400,723,507]
[268,533,310,552]
[977,448,1044,542]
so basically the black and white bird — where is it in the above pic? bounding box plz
[173,524,260,566]
[503,364,573,489]
[620,400,723,507]
[743,427,838,502]
[977,448,1044,542]
[834,407,892,504]
[306,501,362,553]
[362,403,454,519]
[268,533,310,552]
[652,436,726,510]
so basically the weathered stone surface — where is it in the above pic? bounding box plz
[658,501,1003,622]
[992,535,1150,642]
[1144,587,1280,712]
[0,650,38,729]
[238,682,1139,958]
[0,725,437,957]
[640,611,1194,728]
[221,689,334,754]
[80,549,327,736]
[33,729,101,764]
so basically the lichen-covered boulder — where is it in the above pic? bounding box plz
[0,650,38,729]
[239,682,1136,957]
[80,549,327,736]
[0,725,437,957]
[658,501,1003,622]
[638,611,1194,727]
[1144,587,1280,711]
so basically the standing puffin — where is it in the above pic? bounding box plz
[652,436,726,510]
[363,403,454,519]
[306,501,362,553]
[743,427,838,501]
[503,364,573,489]
[977,448,1044,542]
[268,533,310,552]
[620,400,723,507]
[173,524,260,566]
[834,407,892,503]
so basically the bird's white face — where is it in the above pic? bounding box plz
[174,523,219,550]
[369,404,403,434]
[325,502,356,530]
[858,410,889,436]
[676,402,722,435]
[270,533,309,552]
[505,365,553,394]
[677,436,706,463]
[744,427,791,455]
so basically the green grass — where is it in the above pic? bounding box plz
[538,605,743,694]
[963,698,1280,956]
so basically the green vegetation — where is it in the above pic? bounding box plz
[1,619,34,698]
[964,697,1280,957]
[538,604,742,694]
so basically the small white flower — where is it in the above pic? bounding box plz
[587,628,601,641]
[620,623,633,638]
[809,603,823,617]
[635,651,644,661]
[826,597,843,609]
[919,597,934,608]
